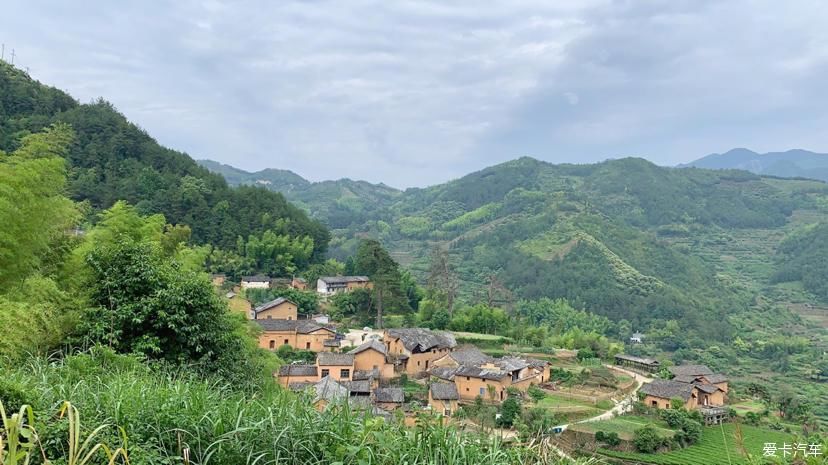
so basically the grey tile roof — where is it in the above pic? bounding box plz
[454,365,508,381]
[313,376,349,403]
[668,365,713,377]
[430,382,459,400]
[526,358,550,369]
[320,276,370,284]
[704,373,728,384]
[255,319,334,334]
[447,346,492,365]
[640,380,694,401]
[672,375,698,384]
[317,352,355,366]
[498,357,530,372]
[288,382,314,391]
[242,275,270,282]
[385,328,457,353]
[348,339,388,356]
[695,383,720,394]
[429,366,459,381]
[343,380,372,394]
[323,339,341,347]
[615,354,660,365]
[373,387,404,403]
[278,364,318,377]
[254,297,295,315]
[353,369,380,381]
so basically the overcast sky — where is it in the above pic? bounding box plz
[3,1,827,187]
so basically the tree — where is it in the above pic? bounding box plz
[351,239,408,328]
[0,124,79,290]
[497,398,521,427]
[427,247,458,314]
[77,239,260,381]
[633,425,665,453]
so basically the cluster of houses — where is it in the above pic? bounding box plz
[234,274,373,297]
[273,327,550,417]
[615,354,730,425]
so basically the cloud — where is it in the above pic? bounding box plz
[2,0,827,187]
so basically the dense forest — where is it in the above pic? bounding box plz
[0,62,329,264]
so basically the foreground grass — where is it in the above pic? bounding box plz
[0,349,596,465]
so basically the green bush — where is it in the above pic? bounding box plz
[633,425,667,453]
[527,385,547,402]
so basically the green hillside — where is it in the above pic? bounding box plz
[0,62,329,259]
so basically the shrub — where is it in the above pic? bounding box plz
[633,425,667,453]
[527,385,547,402]
[497,398,521,428]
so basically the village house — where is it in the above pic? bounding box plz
[429,352,548,403]
[210,273,226,287]
[312,313,330,324]
[630,332,645,344]
[614,354,661,373]
[226,291,252,317]
[277,364,318,387]
[241,275,271,289]
[640,364,730,424]
[317,352,355,381]
[372,387,405,411]
[253,297,298,320]
[348,340,396,379]
[668,365,729,394]
[291,277,308,290]
[256,319,337,352]
[428,382,459,416]
[311,376,350,411]
[316,276,373,296]
[383,328,457,375]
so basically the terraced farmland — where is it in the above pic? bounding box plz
[599,424,797,465]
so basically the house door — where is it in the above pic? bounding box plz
[306,342,311,349]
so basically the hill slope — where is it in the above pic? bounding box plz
[685,148,828,181]
[0,62,329,258]
[205,157,828,343]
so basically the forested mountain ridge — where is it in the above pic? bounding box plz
[0,62,329,260]
[204,156,828,341]
[197,158,402,229]
[684,147,828,182]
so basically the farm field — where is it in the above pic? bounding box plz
[599,424,797,465]
[571,415,674,440]
[536,394,605,421]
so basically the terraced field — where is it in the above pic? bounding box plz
[599,424,797,465]
[570,415,674,440]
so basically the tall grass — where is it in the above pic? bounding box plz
[1,348,597,465]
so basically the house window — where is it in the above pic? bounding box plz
[321,369,329,377]
[340,369,350,379]
[425,360,429,369]
[306,342,311,350]
[269,340,275,349]
[500,390,504,401]
[417,361,421,366]
[444,409,451,416]
[373,365,378,370]
[651,400,657,407]
[479,387,485,396]
[284,339,289,345]
[466,377,470,381]
[267,315,272,319]
[288,317,292,320]
[465,387,469,392]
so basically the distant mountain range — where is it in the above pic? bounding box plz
[683,148,828,181]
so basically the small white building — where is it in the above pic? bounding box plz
[241,275,271,290]
[312,313,330,324]
[630,332,645,344]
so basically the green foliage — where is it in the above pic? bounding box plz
[527,385,547,402]
[76,239,267,383]
[0,63,330,269]
[772,222,828,300]
[447,304,510,334]
[1,350,579,465]
[351,239,411,327]
[595,431,620,447]
[246,287,320,315]
[0,124,79,290]
[633,425,668,453]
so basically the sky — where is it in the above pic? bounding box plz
[3,0,828,188]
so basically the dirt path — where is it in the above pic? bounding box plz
[561,365,653,427]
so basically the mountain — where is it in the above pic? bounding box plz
[0,61,329,258]
[685,148,828,181]
[204,156,828,342]
[197,159,402,229]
